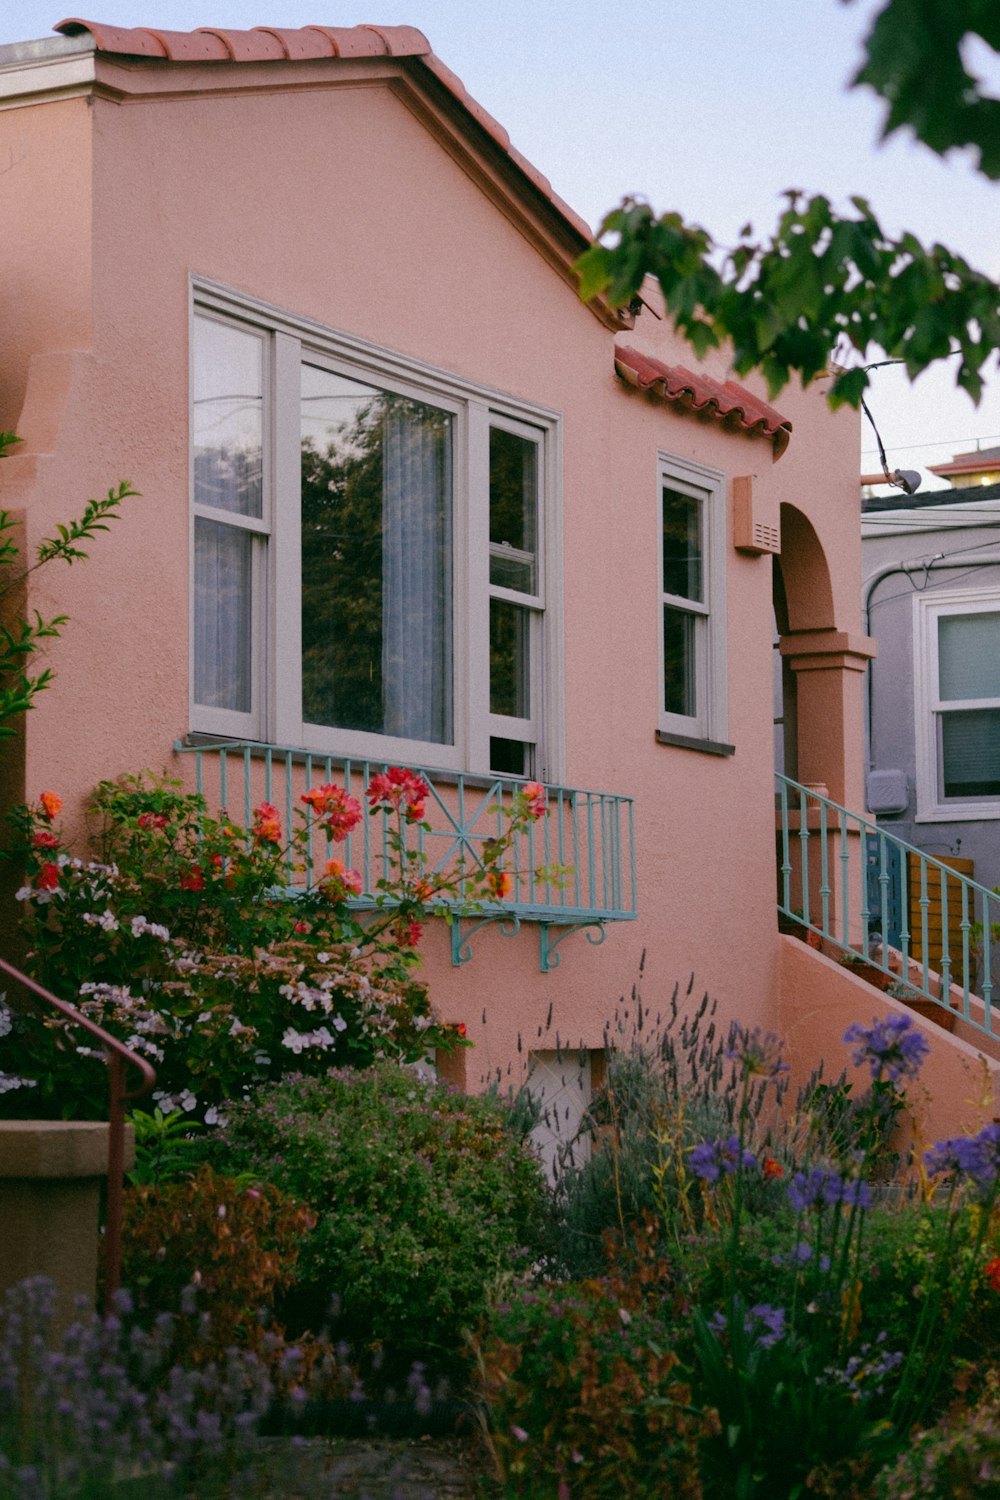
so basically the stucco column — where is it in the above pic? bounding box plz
[0,1121,134,1335]
[779,629,875,809]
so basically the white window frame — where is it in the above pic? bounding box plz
[656,452,728,744]
[914,585,1000,821]
[189,278,564,780]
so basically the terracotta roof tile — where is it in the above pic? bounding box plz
[614,345,793,459]
[54,18,594,246]
[56,18,167,54]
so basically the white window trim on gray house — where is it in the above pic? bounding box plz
[913,584,1000,821]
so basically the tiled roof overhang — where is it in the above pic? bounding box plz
[614,345,793,460]
[54,18,596,249]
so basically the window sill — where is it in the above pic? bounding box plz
[655,729,735,757]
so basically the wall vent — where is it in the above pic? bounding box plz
[732,475,780,555]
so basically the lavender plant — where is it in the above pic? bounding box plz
[0,1276,271,1499]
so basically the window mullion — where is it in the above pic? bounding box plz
[466,401,491,771]
[271,331,302,744]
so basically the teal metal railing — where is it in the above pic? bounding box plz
[776,773,999,1041]
[174,740,636,970]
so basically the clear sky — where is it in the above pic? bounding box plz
[3,0,998,491]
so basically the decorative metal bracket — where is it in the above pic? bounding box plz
[450,912,522,967]
[538,921,606,973]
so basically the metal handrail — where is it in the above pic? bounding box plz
[776,773,1000,1042]
[174,738,638,924]
[0,957,156,1305]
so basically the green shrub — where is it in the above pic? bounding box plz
[476,1273,717,1498]
[214,1064,550,1367]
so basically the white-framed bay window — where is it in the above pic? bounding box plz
[190,281,562,779]
[915,586,1000,819]
[657,453,728,749]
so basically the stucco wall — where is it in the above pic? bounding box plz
[0,50,876,1099]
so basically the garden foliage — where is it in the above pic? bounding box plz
[214,1062,550,1367]
[3,768,548,1121]
[478,998,1000,1499]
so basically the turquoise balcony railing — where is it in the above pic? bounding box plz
[175,740,637,970]
[777,772,999,1043]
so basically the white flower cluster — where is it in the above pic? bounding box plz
[0,1071,36,1095]
[280,1020,346,1055]
[152,1087,197,1115]
[82,909,119,932]
[0,1003,12,1038]
[130,915,172,942]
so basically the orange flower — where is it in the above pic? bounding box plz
[322,859,363,900]
[487,869,514,900]
[39,791,62,823]
[520,782,547,820]
[252,801,282,845]
[302,784,363,841]
[762,1157,784,1179]
[453,1022,468,1038]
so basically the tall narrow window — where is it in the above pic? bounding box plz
[192,315,268,731]
[488,421,542,776]
[657,456,727,747]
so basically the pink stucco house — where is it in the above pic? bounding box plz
[1,16,997,1144]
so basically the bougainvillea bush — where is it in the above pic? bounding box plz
[213,1062,550,1369]
[3,770,547,1121]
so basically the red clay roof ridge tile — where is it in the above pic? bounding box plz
[615,345,793,459]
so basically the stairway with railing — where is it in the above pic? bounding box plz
[0,958,155,1303]
[776,774,1000,1045]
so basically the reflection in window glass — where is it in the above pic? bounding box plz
[193,518,253,712]
[300,365,453,743]
[193,317,263,519]
[489,428,537,593]
[662,488,702,602]
[490,598,530,718]
[663,607,696,718]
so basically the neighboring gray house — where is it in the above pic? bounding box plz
[862,480,1000,906]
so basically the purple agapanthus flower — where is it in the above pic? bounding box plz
[787,1167,871,1212]
[843,1013,929,1082]
[925,1122,1000,1197]
[725,1024,789,1078]
[709,1299,786,1349]
[688,1134,757,1182]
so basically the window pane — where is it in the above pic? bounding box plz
[193,317,263,518]
[490,736,529,776]
[942,708,1000,796]
[664,605,696,718]
[193,517,253,712]
[939,613,1000,700]
[300,366,453,743]
[490,598,530,718]
[662,488,702,602]
[490,427,537,593]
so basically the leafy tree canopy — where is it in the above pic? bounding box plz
[577,0,1000,407]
